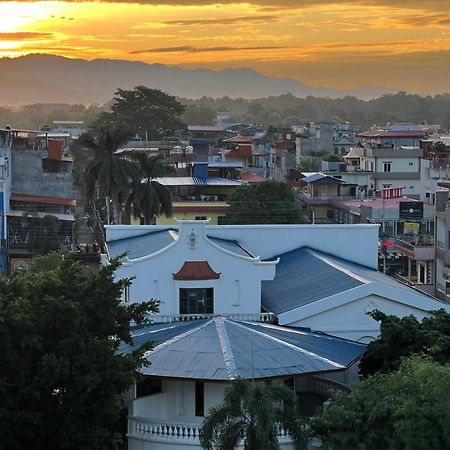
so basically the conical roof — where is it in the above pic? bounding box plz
[119,317,365,381]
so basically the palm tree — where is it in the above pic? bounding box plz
[125,152,174,224]
[200,379,308,450]
[80,129,138,224]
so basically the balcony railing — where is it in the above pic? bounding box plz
[146,312,276,324]
[128,416,292,445]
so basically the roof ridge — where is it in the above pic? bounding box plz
[228,320,344,369]
[215,317,238,380]
[144,319,213,357]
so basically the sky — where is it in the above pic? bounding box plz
[1,0,450,93]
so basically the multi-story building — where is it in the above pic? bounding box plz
[106,220,449,450]
[7,130,75,273]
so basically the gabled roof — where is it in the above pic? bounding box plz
[107,230,254,260]
[118,317,366,380]
[302,173,344,184]
[261,247,442,316]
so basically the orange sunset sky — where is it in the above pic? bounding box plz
[1,0,450,93]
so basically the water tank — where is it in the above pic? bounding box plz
[185,145,194,154]
[171,145,182,154]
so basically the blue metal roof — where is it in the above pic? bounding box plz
[261,247,429,315]
[208,236,254,258]
[108,229,176,260]
[154,177,242,186]
[118,317,365,381]
[107,230,254,260]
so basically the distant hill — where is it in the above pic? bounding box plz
[0,54,393,105]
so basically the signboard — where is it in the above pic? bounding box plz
[404,222,420,236]
[399,201,423,219]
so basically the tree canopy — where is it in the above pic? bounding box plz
[311,357,450,450]
[200,378,308,450]
[359,309,450,377]
[0,256,157,450]
[93,86,186,140]
[226,180,302,224]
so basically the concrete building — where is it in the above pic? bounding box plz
[106,220,449,450]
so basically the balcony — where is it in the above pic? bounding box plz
[146,312,276,324]
[128,417,295,450]
[395,237,435,260]
[297,192,358,205]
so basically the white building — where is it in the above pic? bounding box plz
[106,221,449,450]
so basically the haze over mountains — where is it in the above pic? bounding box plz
[0,54,394,106]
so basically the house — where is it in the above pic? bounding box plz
[106,220,449,342]
[7,129,75,274]
[149,162,244,225]
[106,220,449,449]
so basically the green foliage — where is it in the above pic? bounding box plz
[32,246,72,272]
[182,104,216,125]
[311,357,450,450]
[79,129,138,222]
[359,309,450,377]
[0,257,158,450]
[323,154,344,162]
[93,86,186,140]
[200,378,308,450]
[125,152,174,224]
[226,180,302,224]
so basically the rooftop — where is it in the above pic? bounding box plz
[118,316,366,381]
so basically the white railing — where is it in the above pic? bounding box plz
[147,312,276,324]
[311,376,351,396]
[128,416,292,444]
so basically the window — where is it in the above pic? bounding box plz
[195,216,207,220]
[383,162,392,172]
[179,288,214,314]
[195,382,205,416]
[136,377,162,398]
[123,285,130,303]
[409,162,413,166]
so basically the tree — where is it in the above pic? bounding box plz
[93,86,186,140]
[0,256,157,450]
[125,152,174,224]
[226,180,302,224]
[359,309,450,377]
[200,379,308,450]
[80,129,138,223]
[21,213,63,256]
[311,357,450,450]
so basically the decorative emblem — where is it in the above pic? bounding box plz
[187,230,198,249]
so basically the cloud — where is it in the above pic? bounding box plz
[161,14,279,26]
[0,32,53,41]
[131,45,288,54]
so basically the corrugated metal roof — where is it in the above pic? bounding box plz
[261,247,430,315]
[118,317,365,380]
[208,162,244,169]
[108,229,177,259]
[262,248,363,314]
[154,177,242,186]
[207,236,255,258]
[107,230,254,260]
[302,173,344,184]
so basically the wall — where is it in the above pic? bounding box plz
[11,148,73,198]
[284,293,435,342]
[115,221,276,314]
[107,222,380,269]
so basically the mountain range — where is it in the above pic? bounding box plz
[0,54,394,105]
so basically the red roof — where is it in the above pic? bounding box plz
[223,135,252,144]
[240,172,266,183]
[11,193,76,207]
[173,261,221,280]
[228,144,253,157]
